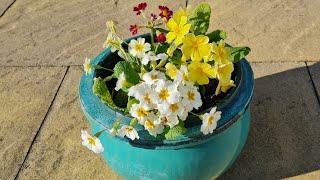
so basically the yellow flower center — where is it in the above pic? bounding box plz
[187,91,195,101]
[137,107,148,118]
[151,74,158,80]
[145,119,155,129]
[126,126,133,132]
[208,116,214,125]
[143,93,152,104]
[134,44,144,52]
[169,103,179,113]
[162,117,169,124]
[159,89,170,100]
[87,137,96,146]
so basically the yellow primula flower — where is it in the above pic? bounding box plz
[182,34,212,62]
[212,40,231,64]
[172,6,191,23]
[188,62,216,85]
[166,16,191,45]
[165,63,178,79]
[214,62,235,95]
[215,80,236,95]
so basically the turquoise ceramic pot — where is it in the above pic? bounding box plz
[79,35,254,179]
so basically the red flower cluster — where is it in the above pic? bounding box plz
[133,2,147,15]
[159,6,173,20]
[130,24,138,35]
[156,33,166,43]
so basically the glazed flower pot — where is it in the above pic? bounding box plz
[79,35,254,179]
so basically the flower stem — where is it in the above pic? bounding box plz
[150,28,155,50]
[94,65,114,73]
[189,111,202,119]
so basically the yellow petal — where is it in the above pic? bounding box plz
[167,19,178,31]
[165,63,178,79]
[166,32,176,43]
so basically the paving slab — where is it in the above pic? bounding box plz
[0,0,185,66]
[189,0,320,62]
[307,62,320,99]
[0,0,15,16]
[17,67,120,179]
[219,62,320,179]
[285,170,320,180]
[0,67,66,179]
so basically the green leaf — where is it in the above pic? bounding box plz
[189,3,211,35]
[207,30,227,43]
[127,98,139,111]
[93,77,126,112]
[169,49,182,66]
[165,121,187,140]
[229,47,251,63]
[113,61,140,85]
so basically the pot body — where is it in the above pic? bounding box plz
[79,34,254,180]
[88,109,251,180]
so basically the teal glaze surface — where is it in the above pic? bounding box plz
[79,34,254,179]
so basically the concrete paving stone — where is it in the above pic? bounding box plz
[284,170,320,180]
[0,0,186,66]
[0,66,66,179]
[0,0,15,16]
[307,62,320,99]
[189,0,320,62]
[219,62,320,179]
[17,67,120,180]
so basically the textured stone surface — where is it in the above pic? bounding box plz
[220,62,320,179]
[307,62,320,98]
[189,0,320,62]
[0,0,185,66]
[0,0,15,16]
[0,67,66,180]
[17,67,120,180]
[285,170,320,180]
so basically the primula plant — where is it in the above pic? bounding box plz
[81,2,250,153]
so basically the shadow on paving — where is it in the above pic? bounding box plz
[219,62,320,179]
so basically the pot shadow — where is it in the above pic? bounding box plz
[219,62,320,179]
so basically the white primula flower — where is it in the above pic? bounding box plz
[153,80,180,105]
[81,130,104,154]
[83,58,93,75]
[144,113,164,137]
[200,107,222,135]
[129,103,150,124]
[115,72,130,91]
[175,65,193,85]
[141,51,158,65]
[128,38,151,58]
[158,102,190,121]
[181,84,202,110]
[118,125,140,140]
[103,32,122,52]
[157,114,179,128]
[156,53,168,60]
[128,83,155,109]
[142,70,166,85]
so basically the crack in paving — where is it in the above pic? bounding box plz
[305,62,320,107]
[13,66,70,180]
[0,0,17,17]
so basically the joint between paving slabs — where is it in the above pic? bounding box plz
[0,0,17,17]
[13,66,70,180]
[304,62,320,107]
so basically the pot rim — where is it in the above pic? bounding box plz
[79,34,254,149]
